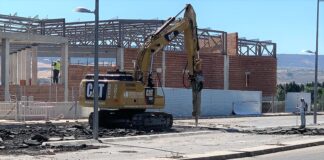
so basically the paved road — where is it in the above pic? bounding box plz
[2,128,324,160]
[2,115,324,159]
[175,114,324,129]
[233,145,324,160]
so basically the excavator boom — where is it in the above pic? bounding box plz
[135,4,201,82]
[134,4,203,125]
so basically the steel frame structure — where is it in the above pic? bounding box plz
[0,14,275,57]
[238,39,276,57]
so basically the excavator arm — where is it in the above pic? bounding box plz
[135,4,203,126]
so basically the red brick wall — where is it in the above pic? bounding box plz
[200,53,224,89]
[123,48,276,96]
[68,65,113,89]
[124,48,138,70]
[227,33,238,56]
[229,56,277,96]
[124,48,164,86]
[0,57,275,101]
[123,49,224,89]
[163,52,224,89]
[165,52,187,88]
[0,85,65,101]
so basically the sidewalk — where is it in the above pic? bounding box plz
[2,115,324,160]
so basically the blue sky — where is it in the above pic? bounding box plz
[0,0,323,54]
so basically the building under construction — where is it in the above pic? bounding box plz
[0,14,276,102]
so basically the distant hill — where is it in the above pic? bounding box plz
[277,54,324,69]
[277,54,324,84]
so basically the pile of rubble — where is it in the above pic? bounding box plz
[245,127,324,135]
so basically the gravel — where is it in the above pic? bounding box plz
[242,127,324,135]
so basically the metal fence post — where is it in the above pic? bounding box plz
[72,87,78,120]
[55,85,58,102]
[15,100,19,121]
[49,85,52,102]
[16,86,21,121]
[75,88,78,120]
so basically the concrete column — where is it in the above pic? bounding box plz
[9,53,14,84]
[21,50,27,82]
[12,53,17,84]
[31,46,38,85]
[223,55,229,90]
[14,53,18,84]
[17,51,22,84]
[9,54,12,84]
[17,51,22,85]
[10,54,14,84]
[1,39,10,101]
[116,47,124,70]
[61,43,69,101]
[25,49,32,85]
[162,51,166,87]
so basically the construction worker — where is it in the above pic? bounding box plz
[298,98,307,128]
[52,60,61,84]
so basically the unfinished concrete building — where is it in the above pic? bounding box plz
[0,14,276,102]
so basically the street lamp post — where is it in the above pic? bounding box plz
[314,0,323,124]
[303,0,323,124]
[314,0,319,124]
[303,48,319,124]
[75,0,99,139]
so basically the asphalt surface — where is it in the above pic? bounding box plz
[3,131,323,160]
[2,114,324,159]
[233,145,324,160]
[0,121,209,156]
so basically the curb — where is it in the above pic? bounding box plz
[180,137,324,160]
[42,130,215,146]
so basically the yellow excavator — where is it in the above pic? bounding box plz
[79,4,203,130]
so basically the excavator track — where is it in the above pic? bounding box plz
[89,110,173,130]
[132,112,173,130]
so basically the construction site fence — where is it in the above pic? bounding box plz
[0,101,84,121]
[69,60,116,67]
[262,101,285,113]
[2,99,324,121]
[262,100,324,113]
